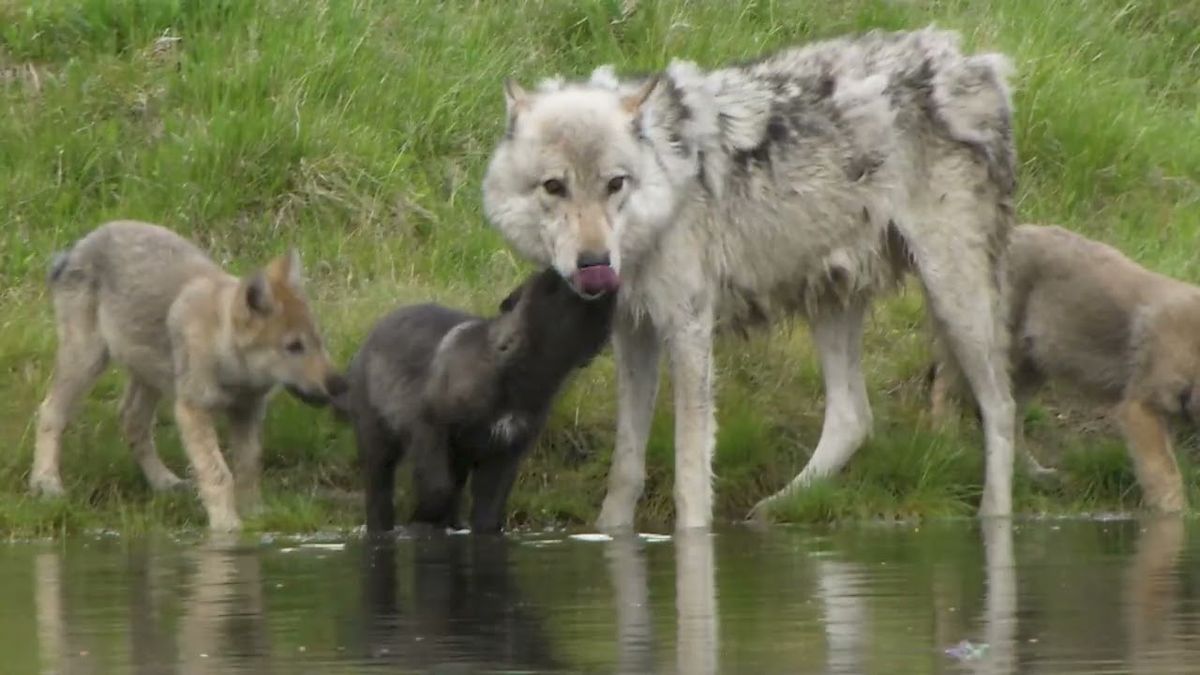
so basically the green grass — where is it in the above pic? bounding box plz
[2,0,1199,536]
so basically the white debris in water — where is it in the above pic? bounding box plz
[944,639,989,662]
[447,527,472,536]
[638,533,672,543]
[568,533,614,542]
[279,547,299,553]
[522,539,565,547]
[300,543,345,551]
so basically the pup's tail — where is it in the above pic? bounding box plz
[46,244,74,286]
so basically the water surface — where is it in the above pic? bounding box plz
[2,517,1198,673]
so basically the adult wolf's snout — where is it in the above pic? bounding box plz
[573,250,620,297]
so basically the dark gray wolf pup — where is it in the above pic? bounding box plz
[334,268,615,533]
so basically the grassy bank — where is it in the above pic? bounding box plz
[2,0,1199,537]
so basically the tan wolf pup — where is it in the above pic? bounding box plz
[929,224,1200,513]
[32,220,347,531]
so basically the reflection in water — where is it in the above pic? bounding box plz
[1125,515,1187,675]
[606,531,720,675]
[811,519,1018,674]
[606,534,654,674]
[177,534,271,675]
[127,539,179,674]
[15,519,1200,673]
[675,532,719,675]
[972,518,1017,675]
[816,558,868,675]
[356,534,558,672]
[34,549,78,675]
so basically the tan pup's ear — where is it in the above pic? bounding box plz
[621,75,660,114]
[243,271,274,315]
[265,248,304,289]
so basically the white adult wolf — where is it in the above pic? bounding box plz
[483,27,1018,530]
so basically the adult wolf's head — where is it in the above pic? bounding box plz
[482,69,698,299]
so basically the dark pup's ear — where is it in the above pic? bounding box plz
[499,283,525,313]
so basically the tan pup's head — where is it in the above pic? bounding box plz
[233,249,347,404]
[1133,297,1200,424]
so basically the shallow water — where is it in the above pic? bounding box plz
[3,517,1199,674]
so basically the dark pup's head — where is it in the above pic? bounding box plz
[492,267,616,369]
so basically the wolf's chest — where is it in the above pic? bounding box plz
[489,412,528,445]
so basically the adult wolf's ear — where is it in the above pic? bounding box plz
[621,75,660,115]
[243,272,275,316]
[503,78,529,137]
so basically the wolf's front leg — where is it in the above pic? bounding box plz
[174,400,241,531]
[228,396,268,517]
[597,313,662,532]
[1118,398,1185,513]
[667,308,716,531]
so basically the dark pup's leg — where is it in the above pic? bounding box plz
[357,415,402,534]
[469,451,523,534]
[409,424,459,528]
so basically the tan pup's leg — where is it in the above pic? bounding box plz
[119,378,184,492]
[928,361,956,427]
[174,399,241,531]
[1117,399,1185,513]
[227,396,268,517]
[33,306,109,496]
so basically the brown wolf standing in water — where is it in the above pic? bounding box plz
[929,224,1200,512]
[32,220,346,531]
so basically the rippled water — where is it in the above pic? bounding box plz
[2,517,1198,673]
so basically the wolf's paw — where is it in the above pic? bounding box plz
[1026,464,1061,489]
[596,500,637,534]
[148,472,187,493]
[1144,489,1186,515]
[977,489,1012,519]
[30,474,66,498]
[206,510,244,533]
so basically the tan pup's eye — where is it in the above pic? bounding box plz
[542,178,567,196]
[607,175,626,194]
[285,339,305,355]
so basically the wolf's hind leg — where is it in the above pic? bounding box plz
[33,289,110,497]
[119,378,183,492]
[906,219,1016,517]
[750,301,872,518]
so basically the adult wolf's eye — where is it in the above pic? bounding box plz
[607,175,626,194]
[542,178,567,196]
[285,339,305,355]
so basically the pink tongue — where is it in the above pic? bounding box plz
[573,265,620,296]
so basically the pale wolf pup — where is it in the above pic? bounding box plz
[32,220,346,531]
[483,27,1019,530]
[929,224,1200,513]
